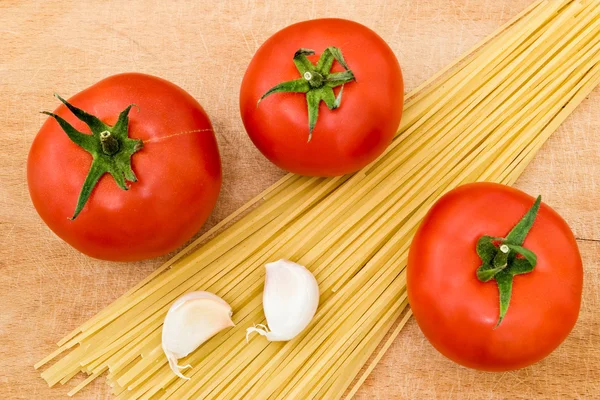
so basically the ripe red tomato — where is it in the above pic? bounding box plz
[240,19,403,176]
[28,73,222,261]
[407,183,583,371]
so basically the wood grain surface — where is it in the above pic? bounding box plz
[1,0,598,399]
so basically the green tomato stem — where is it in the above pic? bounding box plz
[99,131,120,155]
[475,196,542,327]
[257,46,356,141]
[42,95,143,219]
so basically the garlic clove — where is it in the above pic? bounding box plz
[246,259,319,342]
[162,291,234,379]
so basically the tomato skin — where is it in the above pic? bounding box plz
[27,73,222,261]
[240,19,403,176]
[407,183,583,371]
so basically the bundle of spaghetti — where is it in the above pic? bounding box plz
[36,0,600,398]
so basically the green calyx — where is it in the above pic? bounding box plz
[42,94,143,220]
[476,195,542,328]
[258,47,356,141]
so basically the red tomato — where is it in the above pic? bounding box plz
[28,73,222,261]
[407,183,583,371]
[240,19,403,176]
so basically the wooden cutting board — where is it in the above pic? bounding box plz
[1,0,598,398]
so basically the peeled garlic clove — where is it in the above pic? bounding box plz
[162,291,234,379]
[247,259,319,342]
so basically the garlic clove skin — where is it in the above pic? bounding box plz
[247,259,319,342]
[162,291,234,379]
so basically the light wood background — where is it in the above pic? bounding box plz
[1,0,598,399]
